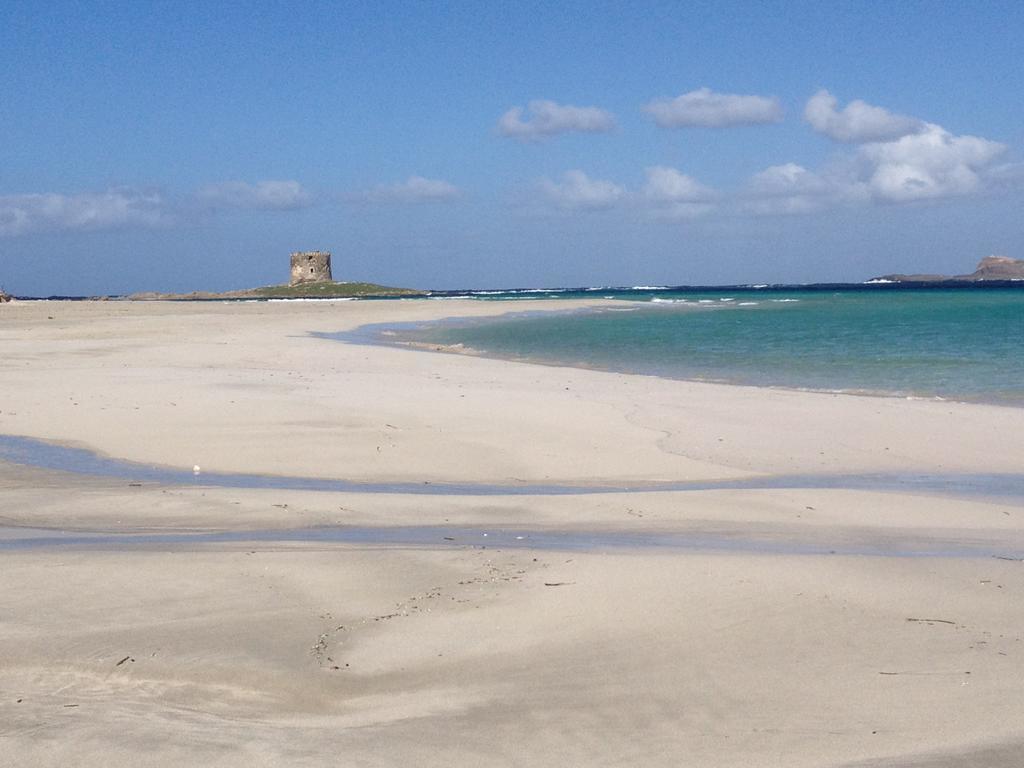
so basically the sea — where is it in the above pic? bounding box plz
[386,284,1024,407]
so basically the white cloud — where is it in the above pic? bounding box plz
[497,100,616,141]
[196,180,313,210]
[742,163,866,214]
[0,189,168,237]
[534,167,716,218]
[643,87,783,128]
[641,166,717,218]
[804,89,924,143]
[358,176,461,203]
[539,170,624,210]
[746,92,1009,213]
[642,166,715,203]
[861,123,1005,202]
[986,160,1024,189]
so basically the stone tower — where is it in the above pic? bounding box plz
[290,251,332,285]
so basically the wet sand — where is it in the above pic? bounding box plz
[2,298,1024,766]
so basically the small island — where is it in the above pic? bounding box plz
[129,250,425,300]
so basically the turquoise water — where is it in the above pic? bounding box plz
[400,288,1024,405]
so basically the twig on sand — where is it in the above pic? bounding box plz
[906,618,957,626]
[544,582,575,587]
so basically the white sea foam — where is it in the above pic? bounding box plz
[267,297,356,302]
[461,288,570,296]
[737,302,759,306]
[631,285,668,290]
[864,279,895,284]
[490,295,558,301]
[771,298,800,303]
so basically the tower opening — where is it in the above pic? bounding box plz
[289,251,332,285]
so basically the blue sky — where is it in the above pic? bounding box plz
[2,0,1023,295]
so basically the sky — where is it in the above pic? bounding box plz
[2,0,1023,295]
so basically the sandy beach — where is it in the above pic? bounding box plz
[2,298,1024,767]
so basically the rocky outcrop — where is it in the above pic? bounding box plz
[967,256,1024,280]
[872,256,1024,283]
[0,290,11,303]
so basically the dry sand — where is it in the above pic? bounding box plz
[1,298,1023,767]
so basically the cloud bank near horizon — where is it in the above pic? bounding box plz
[0,190,169,237]
[0,180,314,238]
[0,174,463,237]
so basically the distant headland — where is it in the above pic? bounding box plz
[870,255,1024,284]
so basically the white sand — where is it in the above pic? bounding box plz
[1,298,1023,766]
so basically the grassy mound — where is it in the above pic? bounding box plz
[251,281,424,299]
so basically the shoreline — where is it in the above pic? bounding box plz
[3,298,1024,766]
[6,275,1024,303]
[8,293,1024,410]
[334,298,1024,410]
